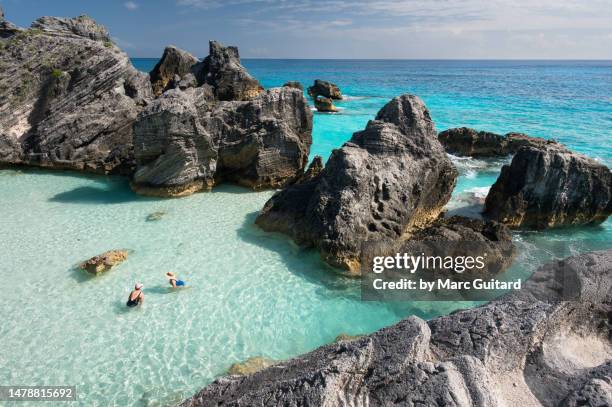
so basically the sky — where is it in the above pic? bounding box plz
[1,0,612,59]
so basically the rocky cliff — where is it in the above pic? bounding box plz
[484,144,612,228]
[181,249,612,407]
[438,127,551,157]
[149,46,199,97]
[256,95,458,273]
[0,14,152,174]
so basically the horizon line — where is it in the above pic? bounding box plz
[130,57,612,61]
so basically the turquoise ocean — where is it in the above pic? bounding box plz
[1,59,610,406]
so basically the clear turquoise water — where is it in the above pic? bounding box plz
[1,59,611,406]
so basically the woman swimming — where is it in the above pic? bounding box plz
[166,272,186,288]
[126,283,144,307]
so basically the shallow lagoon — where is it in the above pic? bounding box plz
[1,59,611,405]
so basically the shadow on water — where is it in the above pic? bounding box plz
[49,181,157,205]
[236,211,362,298]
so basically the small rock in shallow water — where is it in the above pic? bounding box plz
[79,250,129,274]
[228,357,276,376]
[307,79,342,100]
[146,211,167,222]
[314,96,338,112]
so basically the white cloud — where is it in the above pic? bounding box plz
[124,1,139,10]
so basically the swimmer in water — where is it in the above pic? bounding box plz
[165,272,186,288]
[126,283,144,307]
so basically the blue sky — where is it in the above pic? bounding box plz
[2,0,612,59]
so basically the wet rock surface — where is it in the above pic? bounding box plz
[307,79,342,100]
[438,127,552,157]
[484,143,612,228]
[256,95,457,273]
[150,46,199,96]
[79,249,129,274]
[313,96,338,112]
[181,249,612,407]
[0,14,152,174]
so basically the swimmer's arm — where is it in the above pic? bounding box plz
[171,279,177,288]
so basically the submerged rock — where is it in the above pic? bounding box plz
[150,46,199,96]
[181,249,612,407]
[256,94,457,273]
[193,40,263,101]
[313,96,338,112]
[146,210,167,221]
[79,249,129,274]
[484,144,612,228]
[132,86,313,196]
[282,81,303,91]
[307,79,342,100]
[227,357,276,376]
[0,13,152,174]
[438,127,551,157]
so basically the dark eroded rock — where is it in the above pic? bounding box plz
[484,144,612,228]
[313,96,338,112]
[181,249,612,407]
[193,40,263,101]
[0,14,152,174]
[307,79,342,100]
[79,249,129,274]
[132,86,313,196]
[150,46,199,96]
[438,127,551,157]
[256,94,457,273]
[282,81,303,91]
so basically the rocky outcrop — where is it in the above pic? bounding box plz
[282,81,303,91]
[181,249,612,407]
[0,7,22,38]
[0,14,152,174]
[228,357,277,376]
[313,96,338,112]
[150,46,199,96]
[79,249,129,274]
[132,86,313,196]
[193,41,263,101]
[484,144,612,228]
[256,95,458,273]
[307,79,342,100]
[438,127,552,157]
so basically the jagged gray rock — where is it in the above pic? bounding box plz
[150,46,199,96]
[282,81,303,91]
[0,14,152,174]
[307,79,342,100]
[438,127,552,157]
[0,6,22,38]
[132,86,313,196]
[484,144,612,228]
[181,249,612,407]
[256,95,458,273]
[193,40,263,101]
[313,96,337,112]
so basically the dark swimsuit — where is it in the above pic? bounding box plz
[170,278,185,287]
[126,291,142,307]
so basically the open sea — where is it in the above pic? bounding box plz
[1,59,611,406]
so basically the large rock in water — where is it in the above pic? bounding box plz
[438,127,551,157]
[307,79,342,100]
[484,144,612,228]
[256,95,458,273]
[149,46,199,97]
[180,249,612,407]
[0,14,152,174]
[132,86,313,196]
[193,40,263,101]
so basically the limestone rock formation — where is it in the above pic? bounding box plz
[484,144,612,228]
[150,46,199,96]
[181,249,612,407]
[79,249,129,274]
[256,95,458,273]
[307,79,342,100]
[282,81,303,91]
[193,40,263,101]
[227,357,277,376]
[0,6,22,38]
[438,127,552,157]
[132,86,313,196]
[313,96,338,112]
[0,14,152,174]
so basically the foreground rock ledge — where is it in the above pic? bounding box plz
[484,143,612,228]
[181,249,612,407]
[256,94,457,273]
